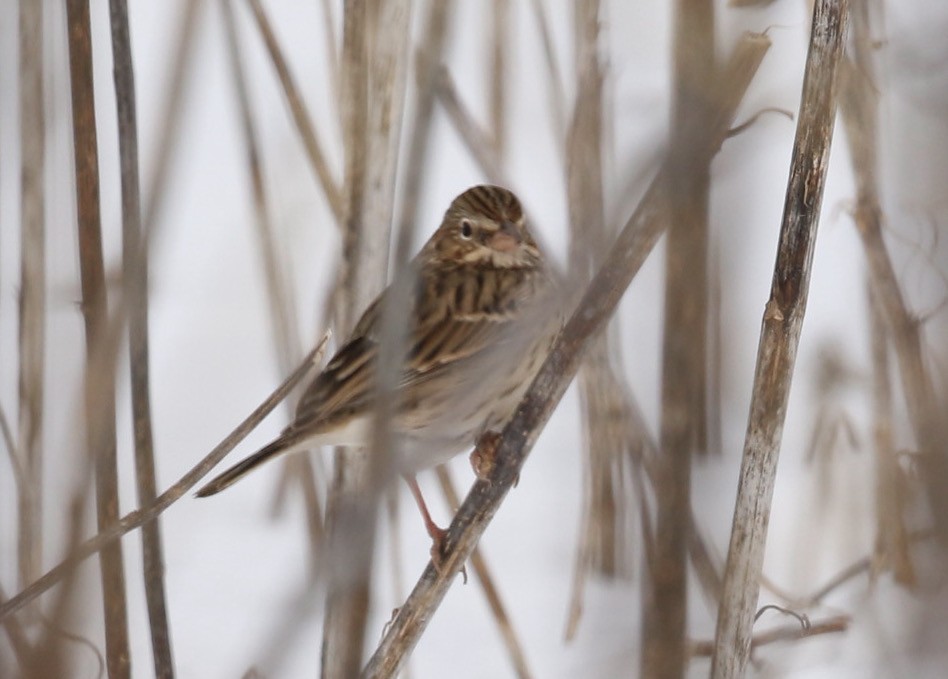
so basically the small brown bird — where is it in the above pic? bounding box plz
[197,185,560,545]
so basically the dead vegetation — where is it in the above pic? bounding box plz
[1,1,946,678]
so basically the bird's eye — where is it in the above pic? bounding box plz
[459,219,473,239]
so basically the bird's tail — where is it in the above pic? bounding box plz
[195,435,299,498]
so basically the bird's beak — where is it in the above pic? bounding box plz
[489,220,522,253]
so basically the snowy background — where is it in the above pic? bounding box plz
[2,1,948,677]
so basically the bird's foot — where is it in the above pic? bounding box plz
[470,431,518,486]
[426,523,467,583]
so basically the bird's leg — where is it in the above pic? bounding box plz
[403,474,450,570]
[470,430,518,486]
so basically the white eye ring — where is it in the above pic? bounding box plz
[459,219,474,239]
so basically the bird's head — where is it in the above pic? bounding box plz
[428,185,541,269]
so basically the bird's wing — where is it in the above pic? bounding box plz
[288,265,541,436]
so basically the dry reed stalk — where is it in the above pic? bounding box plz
[839,0,923,576]
[709,2,850,676]
[320,0,342,108]
[320,2,383,675]
[434,466,535,679]
[246,0,344,223]
[563,0,637,638]
[868,284,915,582]
[360,0,412,664]
[66,0,132,676]
[0,338,329,622]
[361,34,770,678]
[109,0,175,675]
[489,0,509,159]
[644,2,716,676]
[16,0,46,605]
[143,0,205,233]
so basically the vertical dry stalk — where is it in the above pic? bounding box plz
[361,0,411,639]
[361,35,770,677]
[645,1,715,676]
[109,0,175,675]
[868,286,914,582]
[488,0,509,159]
[564,0,637,636]
[362,0,410,299]
[17,0,46,601]
[567,0,605,292]
[839,0,948,540]
[66,0,132,677]
[709,2,850,677]
[321,2,379,676]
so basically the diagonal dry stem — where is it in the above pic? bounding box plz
[528,0,567,155]
[710,2,850,676]
[245,0,345,222]
[0,337,329,624]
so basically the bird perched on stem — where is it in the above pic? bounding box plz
[197,185,561,554]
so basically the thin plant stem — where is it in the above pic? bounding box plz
[321,3,377,676]
[246,0,345,223]
[488,0,509,160]
[644,1,715,676]
[109,0,175,675]
[16,0,46,604]
[709,2,850,676]
[529,0,567,155]
[66,0,132,676]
